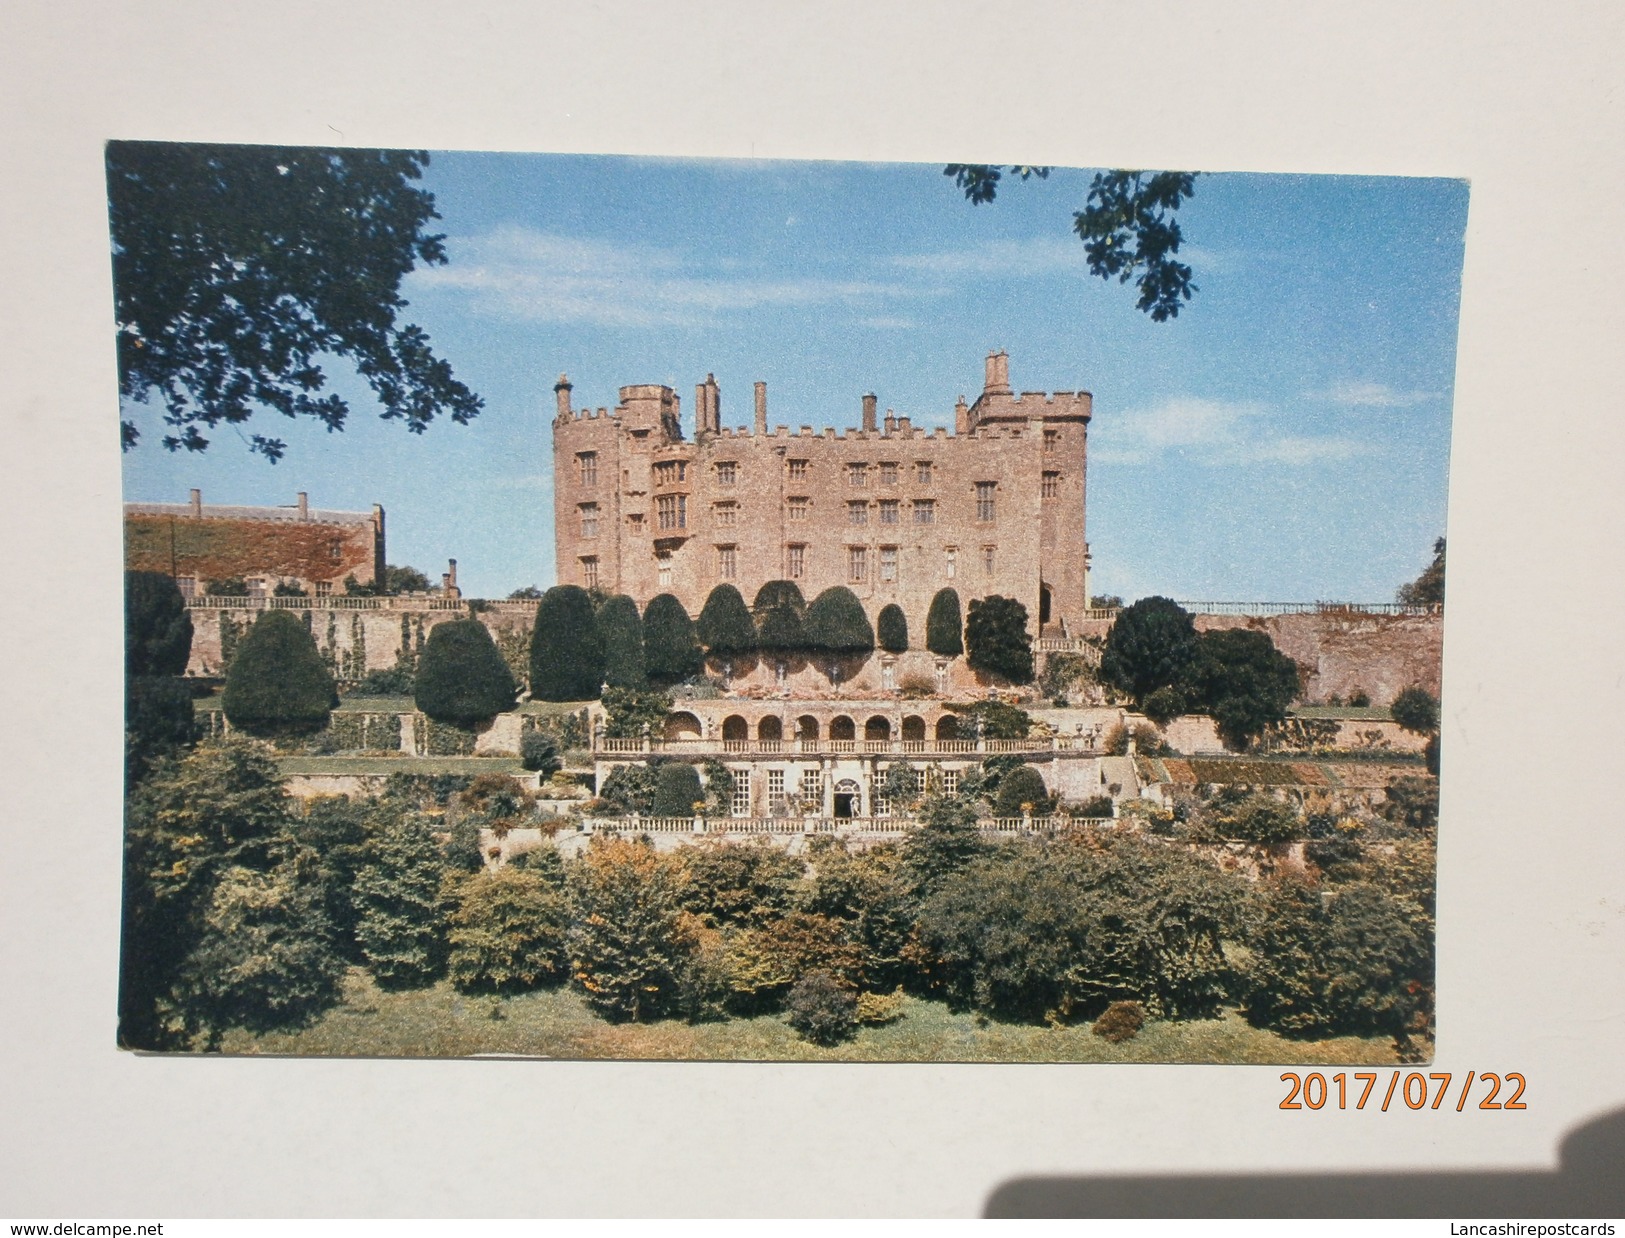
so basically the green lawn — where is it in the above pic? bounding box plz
[278,756,526,775]
[216,970,1407,1064]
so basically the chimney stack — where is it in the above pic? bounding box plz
[189,488,202,517]
[754,381,767,434]
[862,393,877,432]
[296,491,309,520]
[442,558,460,598]
[883,410,897,434]
[554,374,573,420]
[984,350,1011,395]
[955,396,969,435]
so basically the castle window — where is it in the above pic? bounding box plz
[314,580,332,598]
[655,460,687,485]
[943,768,960,796]
[1042,471,1060,498]
[627,513,645,535]
[657,555,672,589]
[1044,430,1059,453]
[716,461,738,486]
[849,547,868,582]
[879,499,899,525]
[581,557,599,589]
[767,769,785,804]
[879,546,898,582]
[801,768,821,802]
[788,459,808,482]
[579,503,600,537]
[787,544,805,579]
[879,462,898,486]
[787,497,809,522]
[982,545,997,576]
[176,575,197,598]
[847,463,869,487]
[577,452,598,485]
[713,501,738,527]
[945,547,957,579]
[847,501,869,526]
[657,494,686,530]
[976,482,997,522]
[731,772,751,817]
[716,545,737,580]
[913,499,935,524]
[916,461,933,485]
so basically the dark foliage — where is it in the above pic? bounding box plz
[1100,597,1198,704]
[287,797,372,963]
[784,970,858,1045]
[597,762,664,817]
[678,843,803,929]
[221,609,336,735]
[901,795,988,898]
[641,593,703,685]
[596,594,647,688]
[1180,628,1301,751]
[652,763,704,816]
[946,699,1033,739]
[1091,1000,1147,1043]
[925,588,964,657]
[601,686,674,739]
[125,570,194,676]
[965,595,1034,683]
[125,675,198,788]
[804,587,875,654]
[1141,685,1188,726]
[753,580,809,652]
[353,816,449,989]
[1397,537,1446,607]
[108,142,481,460]
[529,585,605,701]
[991,765,1054,817]
[1382,776,1440,832]
[520,730,561,776]
[696,584,757,657]
[349,665,413,695]
[1389,687,1440,736]
[447,868,570,993]
[1212,793,1302,844]
[876,604,909,654]
[413,618,516,727]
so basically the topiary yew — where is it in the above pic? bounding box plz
[992,764,1052,817]
[876,603,909,653]
[754,580,808,652]
[529,585,605,701]
[651,762,704,816]
[696,584,757,657]
[596,594,647,689]
[125,569,194,677]
[414,618,517,728]
[926,588,963,657]
[965,594,1034,683]
[642,593,703,685]
[221,609,336,735]
[804,586,874,654]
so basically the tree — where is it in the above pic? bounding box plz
[925,588,964,657]
[221,609,336,735]
[754,580,809,652]
[567,838,688,1022]
[1213,793,1302,844]
[1397,537,1446,607]
[529,585,605,701]
[353,817,449,989]
[784,971,859,1045]
[287,796,373,963]
[520,730,561,776]
[601,686,673,740]
[1099,597,1198,705]
[447,868,570,993]
[108,141,481,460]
[696,584,757,658]
[992,765,1053,817]
[964,595,1034,683]
[901,794,988,897]
[876,604,909,654]
[384,565,432,595]
[508,585,544,600]
[804,587,875,655]
[947,165,1200,321]
[413,618,517,727]
[652,763,704,816]
[641,593,703,686]
[125,570,193,676]
[120,738,294,1048]
[596,594,647,688]
[1180,628,1301,751]
[125,675,198,789]
[1389,687,1440,736]
[1141,685,1188,726]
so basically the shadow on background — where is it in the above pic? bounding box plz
[985,1107,1625,1217]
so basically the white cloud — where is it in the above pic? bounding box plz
[1312,380,1439,407]
[1093,396,1372,468]
[890,235,1093,277]
[409,225,927,327]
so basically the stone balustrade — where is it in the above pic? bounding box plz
[595,734,1104,758]
[581,813,1116,836]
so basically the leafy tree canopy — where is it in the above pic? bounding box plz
[642,593,704,685]
[696,584,757,657]
[1397,537,1446,607]
[925,588,964,657]
[530,585,605,701]
[414,618,517,728]
[1100,596,1198,704]
[596,594,647,688]
[804,587,875,655]
[992,765,1054,818]
[651,762,704,816]
[109,141,481,461]
[601,685,674,740]
[1389,686,1440,735]
[447,867,570,994]
[221,609,336,735]
[1180,628,1301,751]
[876,603,909,654]
[754,580,808,652]
[125,570,194,677]
[964,595,1034,683]
[946,165,1200,321]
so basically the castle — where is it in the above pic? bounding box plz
[552,352,1093,634]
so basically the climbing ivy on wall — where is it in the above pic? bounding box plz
[492,623,531,692]
[344,614,368,680]
[420,716,477,756]
[217,612,247,675]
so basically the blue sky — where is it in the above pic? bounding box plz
[121,152,1468,602]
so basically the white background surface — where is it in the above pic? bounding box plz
[2,0,1623,1218]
